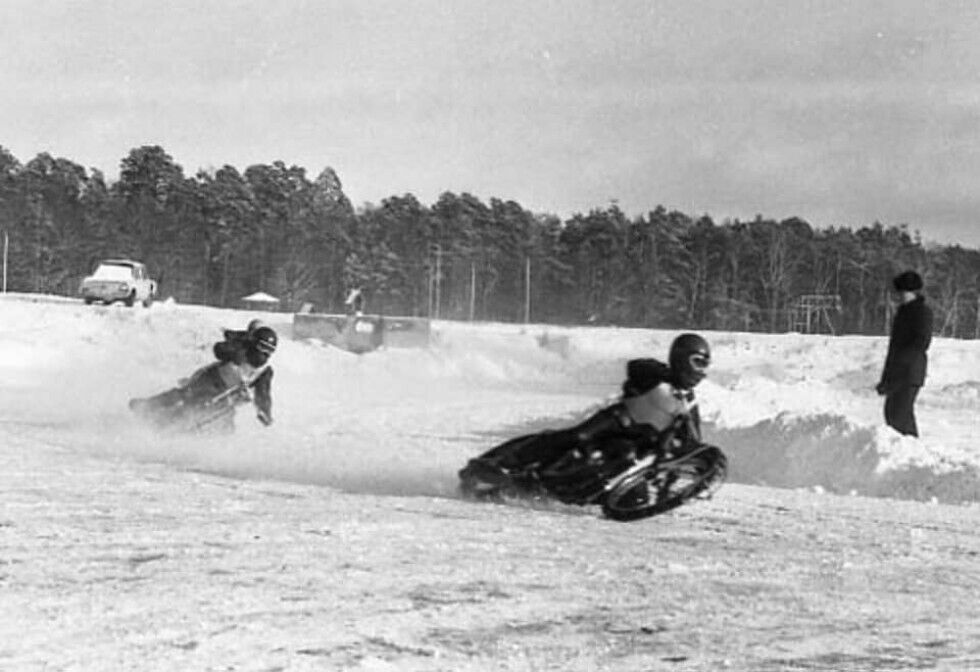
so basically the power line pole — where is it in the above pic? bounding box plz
[469,261,476,321]
[524,256,531,324]
[434,244,442,319]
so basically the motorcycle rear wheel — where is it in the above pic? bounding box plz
[601,447,727,522]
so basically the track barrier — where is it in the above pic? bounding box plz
[292,313,431,353]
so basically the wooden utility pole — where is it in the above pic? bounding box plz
[435,244,442,319]
[524,256,531,324]
[469,262,476,321]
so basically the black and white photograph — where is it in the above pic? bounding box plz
[1,1,979,670]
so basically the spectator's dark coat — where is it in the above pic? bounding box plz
[879,295,933,390]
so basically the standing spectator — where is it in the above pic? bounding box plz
[876,270,933,437]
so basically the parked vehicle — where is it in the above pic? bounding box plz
[80,259,157,307]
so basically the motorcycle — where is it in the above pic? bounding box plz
[129,361,261,434]
[458,411,727,522]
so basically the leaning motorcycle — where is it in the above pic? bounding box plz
[129,362,256,434]
[458,413,727,522]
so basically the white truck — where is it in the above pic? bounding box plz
[79,259,157,307]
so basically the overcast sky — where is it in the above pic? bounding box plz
[2,0,980,246]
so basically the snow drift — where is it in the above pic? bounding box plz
[1,294,978,505]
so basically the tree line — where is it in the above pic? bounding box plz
[1,144,978,337]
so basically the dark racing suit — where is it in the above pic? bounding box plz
[132,331,274,427]
[214,332,273,423]
[500,358,701,469]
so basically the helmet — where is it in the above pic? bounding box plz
[251,326,278,355]
[668,333,710,389]
[247,318,266,333]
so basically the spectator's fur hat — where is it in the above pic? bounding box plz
[892,270,923,292]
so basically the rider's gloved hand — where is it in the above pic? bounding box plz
[257,410,273,426]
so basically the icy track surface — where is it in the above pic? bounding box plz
[1,293,978,504]
[2,294,980,671]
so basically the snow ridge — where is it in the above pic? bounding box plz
[1,295,978,505]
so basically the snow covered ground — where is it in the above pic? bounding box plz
[2,293,979,671]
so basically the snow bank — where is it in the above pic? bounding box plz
[427,323,980,504]
[1,295,979,504]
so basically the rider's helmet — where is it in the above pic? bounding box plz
[668,332,710,389]
[247,318,266,332]
[247,326,278,367]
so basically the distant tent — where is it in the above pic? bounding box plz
[241,292,281,310]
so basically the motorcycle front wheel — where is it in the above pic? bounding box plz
[601,446,727,522]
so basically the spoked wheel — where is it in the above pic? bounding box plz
[540,445,637,505]
[601,447,727,522]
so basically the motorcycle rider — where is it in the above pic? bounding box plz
[130,321,278,428]
[213,323,277,426]
[493,332,711,471]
